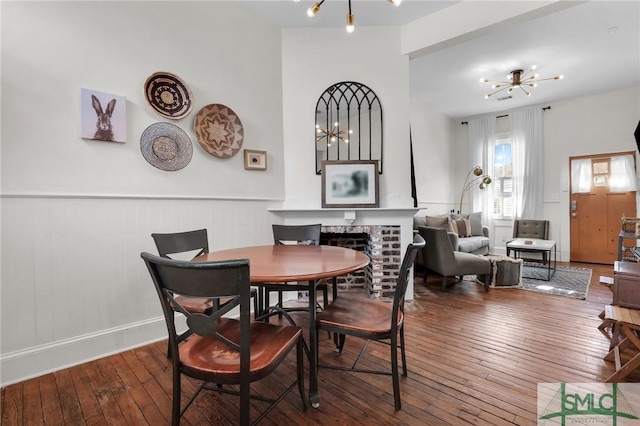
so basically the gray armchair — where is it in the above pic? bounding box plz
[511,219,549,240]
[418,226,491,292]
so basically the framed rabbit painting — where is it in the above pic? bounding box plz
[80,88,127,143]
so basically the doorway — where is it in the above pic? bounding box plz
[569,151,637,264]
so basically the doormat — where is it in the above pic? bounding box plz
[520,264,592,300]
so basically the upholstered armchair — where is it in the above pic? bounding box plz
[417,226,491,292]
[511,219,549,240]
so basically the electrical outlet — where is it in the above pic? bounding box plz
[501,235,506,242]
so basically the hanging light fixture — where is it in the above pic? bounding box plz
[481,65,564,99]
[306,0,402,33]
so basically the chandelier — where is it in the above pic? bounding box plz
[316,122,352,146]
[481,65,563,99]
[303,0,402,33]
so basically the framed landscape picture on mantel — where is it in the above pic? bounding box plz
[321,160,379,208]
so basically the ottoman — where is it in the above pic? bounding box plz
[479,254,523,288]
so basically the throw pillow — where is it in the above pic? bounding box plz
[426,215,451,231]
[452,213,483,236]
[450,217,472,238]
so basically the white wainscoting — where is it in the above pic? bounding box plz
[0,195,278,386]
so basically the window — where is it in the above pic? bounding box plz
[493,140,513,218]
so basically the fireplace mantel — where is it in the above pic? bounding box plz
[269,207,420,300]
[268,208,418,226]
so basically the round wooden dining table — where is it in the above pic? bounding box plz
[195,244,370,407]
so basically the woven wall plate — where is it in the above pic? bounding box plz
[140,122,193,171]
[144,72,193,119]
[194,104,244,158]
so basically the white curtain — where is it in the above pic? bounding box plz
[610,154,638,192]
[468,115,496,229]
[571,159,592,193]
[511,106,544,219]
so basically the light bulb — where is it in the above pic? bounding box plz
[556,75,564,80]
[388,0,402,6]
[346,13,354,33]
[307,3,321,17]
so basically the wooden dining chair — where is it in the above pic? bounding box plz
[259,224,329,319]
[151,229,258,355]
[315,233,425,411]
[141,252,307,426]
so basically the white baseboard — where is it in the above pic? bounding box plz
[0,316,172,387]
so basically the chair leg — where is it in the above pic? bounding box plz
[172,370,181,426]
[423,269,428,284]
[441,277,448,292]
[399,325,408,377]
[264,290,271,323]
[390,333,401,411]
[322,286,329,309]
[334,333,346,353]
[278,291,284,319]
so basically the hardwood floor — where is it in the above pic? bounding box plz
[2,262,634,425]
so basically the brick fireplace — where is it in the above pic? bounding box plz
[268,208,418,300]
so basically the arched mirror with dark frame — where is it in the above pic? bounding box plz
[315,81,383,174]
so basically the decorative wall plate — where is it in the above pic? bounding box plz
[144,72,193,119]
[140,122,193,171]
[194,104,244,158]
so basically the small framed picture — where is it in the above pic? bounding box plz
[80,88,127,143]
[322,160,379,208]
[244,149,267,170]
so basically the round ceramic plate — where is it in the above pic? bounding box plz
[144,72,193,119]
[194,104,244,158]
[140,122,193,171]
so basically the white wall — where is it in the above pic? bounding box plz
[1,2,284,385]
[544,86,640,260]
[410,97,457,215]
[281,27,413,209]
[1,2,285,198]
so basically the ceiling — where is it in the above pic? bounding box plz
[236,0,640,119]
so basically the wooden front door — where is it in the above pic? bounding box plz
[570,152,637,264]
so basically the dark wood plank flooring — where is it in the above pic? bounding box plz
[2,262,634,425]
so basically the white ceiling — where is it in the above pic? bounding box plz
[236,0,640,119]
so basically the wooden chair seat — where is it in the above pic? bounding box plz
[172,295,241,314]
[181,318,302,382]
[316,295,402,338]
[172,295,213,313]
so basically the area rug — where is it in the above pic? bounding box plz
[519,264,592,300]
